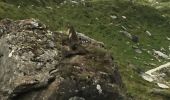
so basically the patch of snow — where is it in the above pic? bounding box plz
[95,17,99,20]
[96,84,102,94]
[110,15,117,19]
[8,49,15,57]
[135,49,142,54]
[150,59,154,61]
[153,50,169,59]
[46,6,53,10]
[122,16,127,19]
[121,26,127,30]
[147,50,151,54]
[168,46,170,50]
[143,62,170,88]
[71,1,78,4]
[146,62,170,76]
[18,5,21,8]
[157,83,169,89]
[119,31,132,39]
[126,41,130,45]
[63,1,67,4]
[155,2,159,4]
[162,15,166,17]
[146,31,152,36]
[141,73,154,82]
[166,37,170,41]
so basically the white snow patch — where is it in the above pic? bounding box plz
[146,62,170,76]
[18,5,21,8]
[166,37,170,41]
[146,31,152,36]
[157,83,169,89]
[46,6,53,10]
[153,50,169,59]
[8,49,15,57]
[142,62,170,88]
[119,31,132,39]
[96,84,102,94]
[110,15,117,19]
[95,17,99,20]
[122,16,127,19]
[71,1,78,4]
[155,2,159,4]
[135,49,142,54]
[121,26,127,30]
[141,73,154,82]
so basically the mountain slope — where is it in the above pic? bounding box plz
[0,0,170,100]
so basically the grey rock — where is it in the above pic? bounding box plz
[0,19,127,100]
[131,35,139,43]
[135,49,142,54]
[69,96,85,100]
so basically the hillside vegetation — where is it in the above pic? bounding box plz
[0,0,170,99]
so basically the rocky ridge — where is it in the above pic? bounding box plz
[0,19,126,100]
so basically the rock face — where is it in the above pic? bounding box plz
[0,19,126,100]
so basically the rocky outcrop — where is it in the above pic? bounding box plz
[0,19,127,100]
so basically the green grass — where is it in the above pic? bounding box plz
[0,0,170,99]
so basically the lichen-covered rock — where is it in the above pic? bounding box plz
[0,18,127,100]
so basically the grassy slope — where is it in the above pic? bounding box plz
[0,0,170,99]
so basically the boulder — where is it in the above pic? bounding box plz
[119,31,139,43]
[0,19,127,100]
